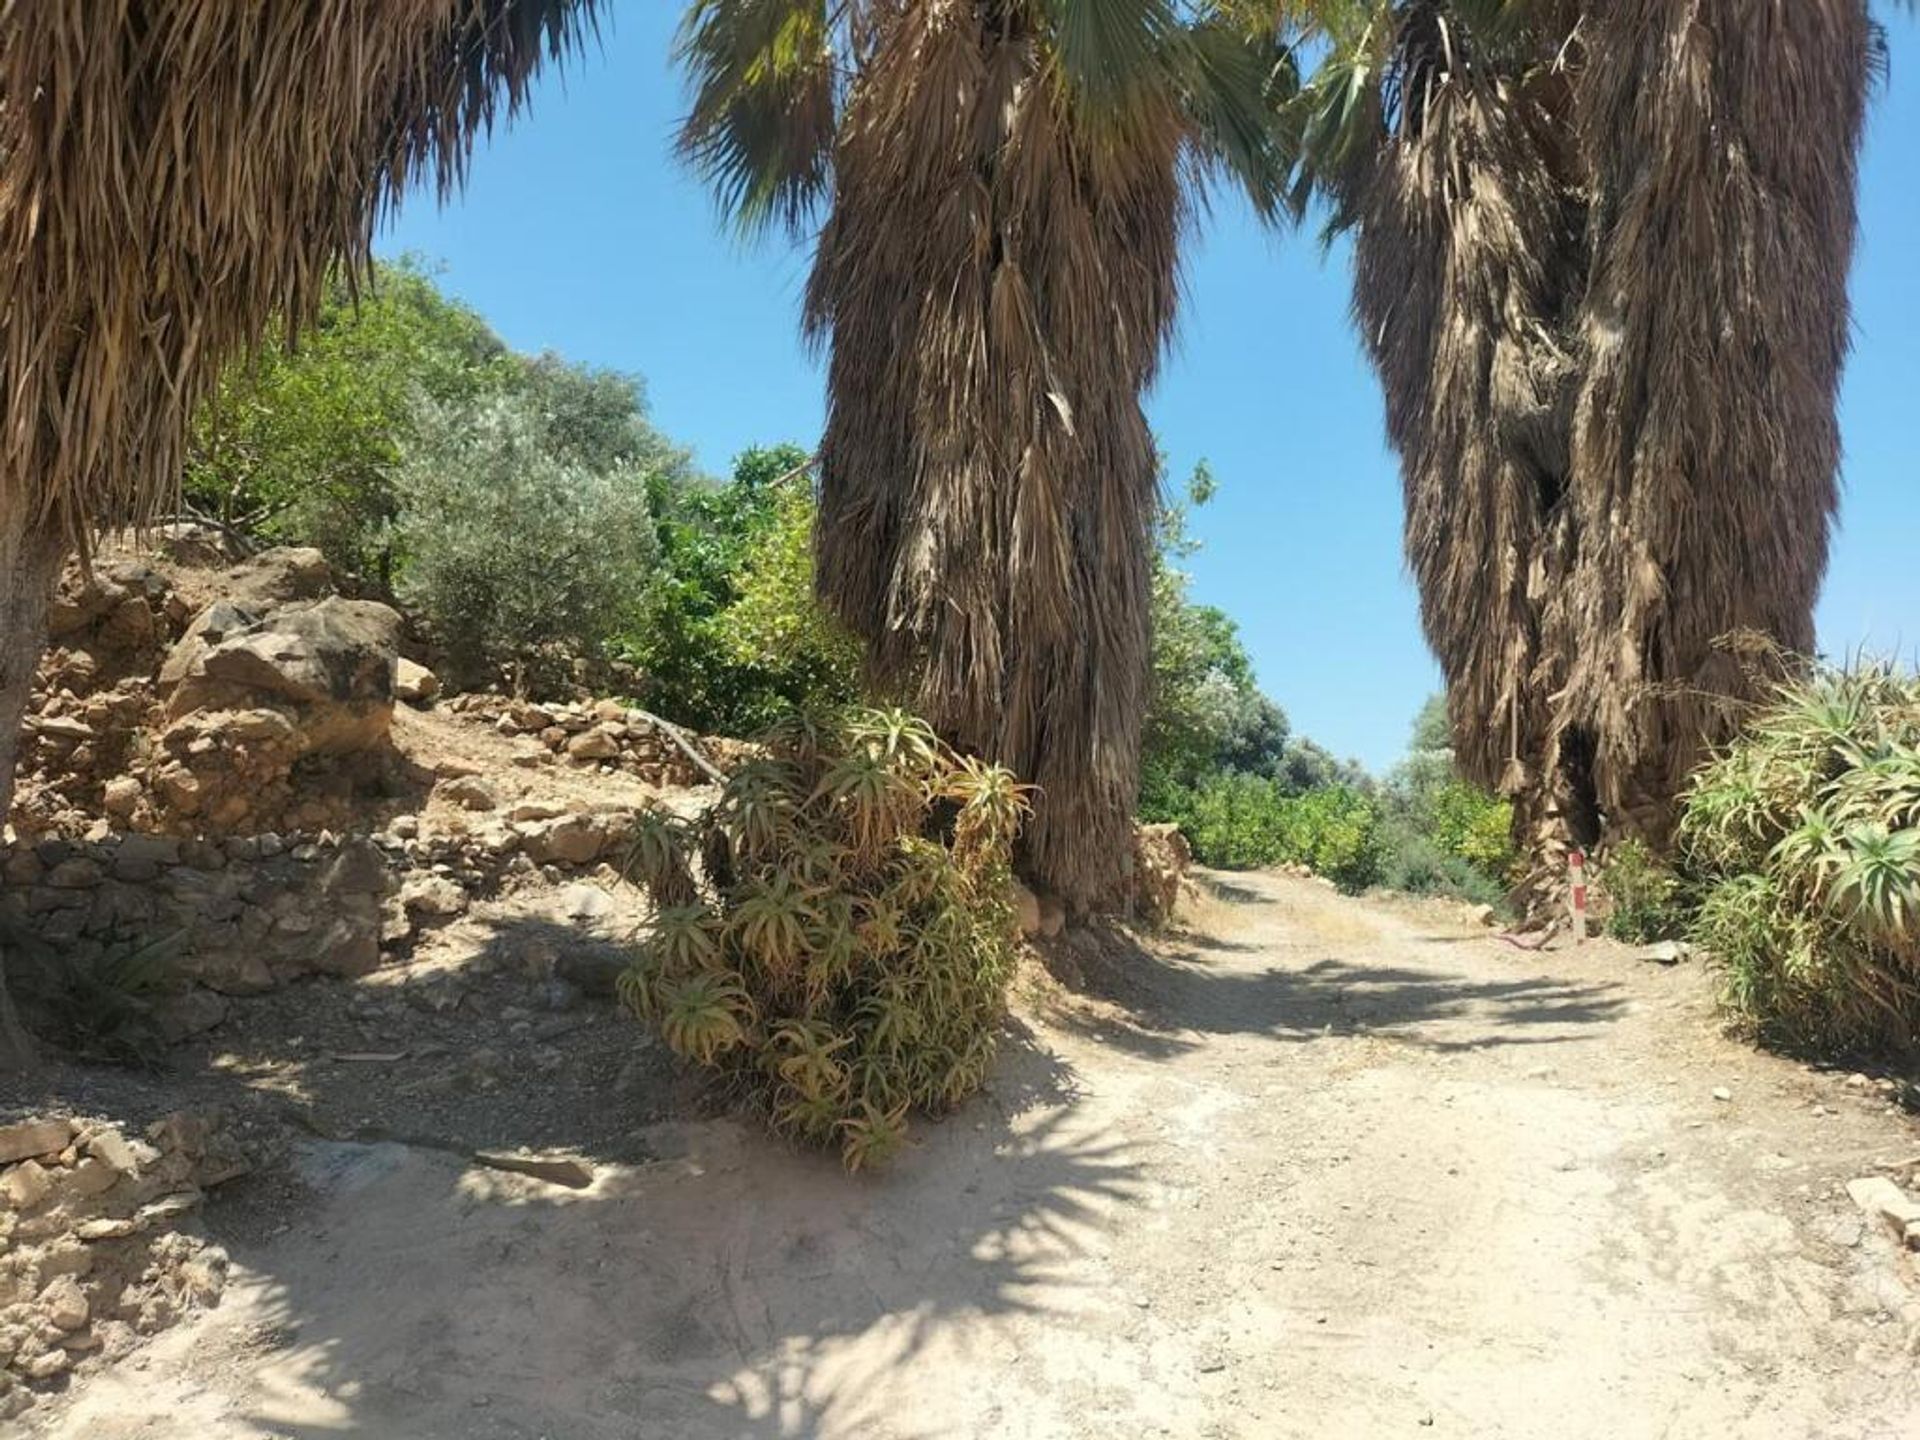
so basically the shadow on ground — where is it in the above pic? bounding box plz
[1035,875,1629,1064]
[164,1021,1141,1439]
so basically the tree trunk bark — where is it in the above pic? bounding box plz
[0,514,65,1073]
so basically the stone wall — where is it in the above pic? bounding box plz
[0,804,655,1018]
[0,1112,245,1423]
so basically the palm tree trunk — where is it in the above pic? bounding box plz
[1563,0,1871,844]
[0,510,63,1072]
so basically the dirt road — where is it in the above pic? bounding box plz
[34,872,1920,1439]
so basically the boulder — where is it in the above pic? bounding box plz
[164,597,401,755]
[218,546,334,609]
[395,657,441,704]
[0,1120,72,1166]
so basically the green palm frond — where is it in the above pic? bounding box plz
[677,0,842,237]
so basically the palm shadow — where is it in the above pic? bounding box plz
[143,1020,1146,1440]
[1039,909,1629,1064]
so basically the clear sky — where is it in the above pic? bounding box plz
[379,5,1919,772]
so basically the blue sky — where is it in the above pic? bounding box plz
[380,5,1919,772]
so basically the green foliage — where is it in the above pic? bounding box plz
[185,256,510,583]
[624,445,862,733]
[1371,694,1517,906]
[1141,461,1377,873]
[391,392,661,693]
[1171,772,1384,893]
[1678,662,1920,1053]
[1275,785,1386,893]
[1599,839,1685,943]
[618,708,1027,1169]
[1373,822,1508,909]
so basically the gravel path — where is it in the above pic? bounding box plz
[33,871,1920,1439]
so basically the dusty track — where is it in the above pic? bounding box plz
[33,872,1920,1439]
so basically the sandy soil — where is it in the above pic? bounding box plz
[24,871,1920,1440]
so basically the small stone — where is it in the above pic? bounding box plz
[1640,940,1690,965]
[1012,881,1041,938]
[1846,1176,1920,1235]
[1711,1087,1733,1103]
[472,1152,594,1189]
[438,775,499,812]
[86,1128,158,1176]
[0,1119,72,1164]
[66,1157,119,1198]
[1467,903,1498,927]
[400,875,469,919]
[26,1348,70,1380]
[101,775,143,818]
[2,1160,53,1210]
[137,1190,204,1225]
[554,882,616,926]
[395,658,440,704]
[39,1275,89,1331]
[566,728,621,762]
[75,1218,139,1242]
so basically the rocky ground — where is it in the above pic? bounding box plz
[12,871,1920,1439]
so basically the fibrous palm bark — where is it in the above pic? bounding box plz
[0,0,597,1068]
[1315,0,1871,891]
[807,3,1179,908]
[1562,0,1871,844]
[682,0,1287,910]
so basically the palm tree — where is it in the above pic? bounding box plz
[0,0,599,1068]
[678,0,1291,909]
[1292,0,1873,889]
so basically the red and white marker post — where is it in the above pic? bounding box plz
[1568,849,1588,944]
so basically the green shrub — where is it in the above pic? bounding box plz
[1374,821,1508,909]
[1276,785,1385,893]
[617,708,1026,1170]
[1174,771,1291,869]
[1599,839,1685,943]
[1679,662,1920,1053]
[1426,781,1517,882]
[625,446,861,734]
[392,393,660,693]
[185,257,510,584]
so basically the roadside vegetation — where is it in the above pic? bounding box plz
[618,710,1026,1169]
[1598,663,1920,1056]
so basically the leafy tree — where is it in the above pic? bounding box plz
[184,257,511,585]
[392,392,660,694]
[1144,465,1289,798]
[627,445,860,733]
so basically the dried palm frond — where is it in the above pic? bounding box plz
[1,0,600,558]
[0,1,597,1070]
[1297,0,1872,890]
[1562,0,1872,846]
[683,0,1293,908]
